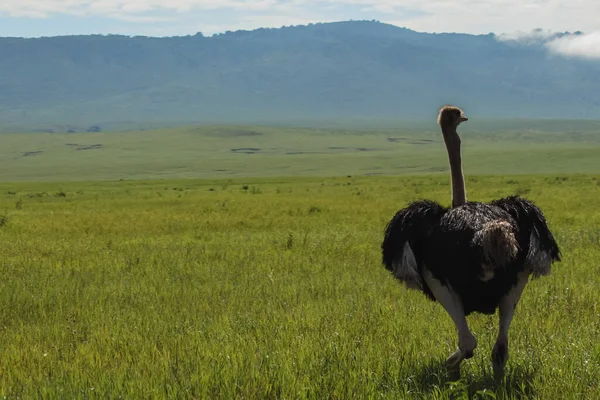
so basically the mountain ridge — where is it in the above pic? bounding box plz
[1,20,599,132]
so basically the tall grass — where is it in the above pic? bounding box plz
[0,175,598,398]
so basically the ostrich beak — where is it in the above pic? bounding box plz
[460,116,469,122]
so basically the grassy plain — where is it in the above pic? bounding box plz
[2,120,600,182]
[0,173,599,398]
[0,121,599,398]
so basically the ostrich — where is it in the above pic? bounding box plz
[381,105,561,380]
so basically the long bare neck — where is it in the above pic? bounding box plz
[441,124,467,207]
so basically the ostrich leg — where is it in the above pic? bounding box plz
[492,270,530,382]
[423,269,477,379]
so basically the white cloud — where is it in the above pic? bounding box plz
[385,0,600,36]
[109,14,178,23]
[546,32,600,59]
[493,27,600,60]
[496,28,561,44]
[0,0,280,18]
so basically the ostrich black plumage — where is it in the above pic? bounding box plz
[381,105,561,380]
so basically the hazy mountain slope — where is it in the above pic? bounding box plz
[1,21,599,131]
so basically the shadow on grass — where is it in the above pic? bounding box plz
[403,359,538,399]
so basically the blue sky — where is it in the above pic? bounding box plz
[0,0,599,40]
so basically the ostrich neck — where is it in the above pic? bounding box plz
[442,125,467,207]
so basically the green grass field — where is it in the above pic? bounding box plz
[2,120,600,182]
[0,122,599,398]
[0,173,599,398]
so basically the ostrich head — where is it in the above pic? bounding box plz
[437,105,468,130]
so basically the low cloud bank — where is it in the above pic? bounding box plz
[546,32,600,59]
[497,29,600,60]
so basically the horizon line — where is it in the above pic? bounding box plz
[0,19,550,40]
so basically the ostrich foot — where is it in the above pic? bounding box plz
[446,348,463,380]
[445,334,477,380]
[492,340,508,383]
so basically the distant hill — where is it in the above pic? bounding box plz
[1,20,600,132]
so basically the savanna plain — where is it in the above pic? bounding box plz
[1,121,600,399]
